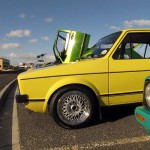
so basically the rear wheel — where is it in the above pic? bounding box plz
[49,86,96,129]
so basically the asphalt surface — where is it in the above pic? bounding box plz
[1,73,150,150]
[0,72,20,150]
[17,101,150,150]
[0,72,18,91]
[0,84,20,150]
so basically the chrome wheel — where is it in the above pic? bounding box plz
[57,91,91,126]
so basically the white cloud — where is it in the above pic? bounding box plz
[45,54,55,62]
[9,53,55,61]
[7,29,31,37]
[10,53,17,58]
[30,15,35,18]
[41,36,50,41]
[29,39,38,44]
[44,18,53,23]
[110,26,121,31]
[124,20,150,28]
[18,14,36,19]
[9,53,35,59]
[109,19,150,31]
[0,43,22,50]
[18,13,26,19]
[7,52,55,65]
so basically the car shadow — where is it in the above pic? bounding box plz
[87,103,142,128]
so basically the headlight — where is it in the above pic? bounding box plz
[144,80,150,109]
[145,83,150,101]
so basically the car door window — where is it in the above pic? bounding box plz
[113,33,150,59]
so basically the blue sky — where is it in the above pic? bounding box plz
[1,0,150,65]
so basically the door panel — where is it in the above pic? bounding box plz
[109,32,150,105]
[109,59,150,105]
[109,59,150,104]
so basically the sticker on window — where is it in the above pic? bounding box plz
[101,50,107,55]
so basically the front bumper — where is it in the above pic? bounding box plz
[15,86,45,112]
[135,106,150,134]
[15,86,28,103]
[16,94,28,103]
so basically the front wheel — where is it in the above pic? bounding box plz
[49,86,95,129]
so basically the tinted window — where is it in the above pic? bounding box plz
[87,31,122,58]
[113,33,150,59]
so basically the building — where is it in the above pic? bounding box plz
[0,57,10,70]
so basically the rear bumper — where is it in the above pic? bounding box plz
[135,106,150,133]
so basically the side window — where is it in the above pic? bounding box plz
[56,32,70,61]
[113,33,150,59]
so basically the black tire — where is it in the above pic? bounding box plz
[49,85,96,129]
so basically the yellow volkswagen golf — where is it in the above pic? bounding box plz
[16,28,150,128]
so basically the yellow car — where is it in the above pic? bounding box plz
[16,28,150,129]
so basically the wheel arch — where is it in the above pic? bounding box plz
[43,77,100,112]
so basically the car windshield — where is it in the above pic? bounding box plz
[86,31,122,58]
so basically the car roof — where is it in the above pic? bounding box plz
[121,28,150,32]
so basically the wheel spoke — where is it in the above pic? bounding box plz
[57,91,91,126]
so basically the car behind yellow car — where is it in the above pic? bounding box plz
[16,28,150,129]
